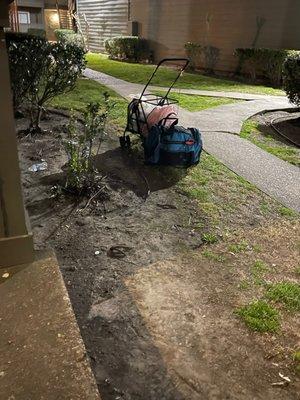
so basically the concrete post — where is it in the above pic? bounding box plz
[0,0,34,267]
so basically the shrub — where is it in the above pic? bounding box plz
[27,28,46,38]
[283,53,300,105]
[184,43,220,73]
[55,29,75,41]
[7,35,86,131]
[235,48,300,86]
[63,97,113,192]
[6,31,36,43]
[54,28,85,50]
[203,45,220,74]
[105,36,149,62]
[6,34,47,111]
[184,42,202,71]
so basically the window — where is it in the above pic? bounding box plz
[18,11,30,25]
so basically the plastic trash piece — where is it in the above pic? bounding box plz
[28,161,48,172]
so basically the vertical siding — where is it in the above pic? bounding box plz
[77,0,129,52]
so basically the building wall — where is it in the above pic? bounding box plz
[76,0,129,52]
[131,0,300,72]
[16,0,72,38]
[18,6,44,32]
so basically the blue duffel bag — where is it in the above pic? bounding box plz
[144,125,202,166]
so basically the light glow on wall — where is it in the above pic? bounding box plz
[50,12,59,25]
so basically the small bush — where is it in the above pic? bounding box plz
[184,42,202,70]
[6,34,47,111]
[55,29,75,41]
[235,300,280,332]
[63,97,113,192]
[203,45,220,74]
[27,28,46,38]
[105,36,149,62]
[55,28,85,50]
[235,48,300,86]
[184,43,220,73]
[283,53,300,105]
[7,35,86,131]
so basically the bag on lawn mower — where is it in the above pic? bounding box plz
[144,125,202,166]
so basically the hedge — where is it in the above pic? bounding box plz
[235,48,300,87]
[55,29,75,41]
[5,31,37,43]
[283,53,300,105]
[54,29,85,50]
[27,28,46,38]
[105,36,150,62]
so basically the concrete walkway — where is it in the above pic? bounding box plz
[0,250,100,400]
[150,85,286,101]
[84,68,300,212]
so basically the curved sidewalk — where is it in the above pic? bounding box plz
[84,68,300,212]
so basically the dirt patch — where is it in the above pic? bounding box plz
[18,111,299,400]
[255,109,300,148]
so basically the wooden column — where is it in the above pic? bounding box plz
[0,0,34,267]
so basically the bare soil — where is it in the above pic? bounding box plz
[18,111,300,400]
[255,109,300,147]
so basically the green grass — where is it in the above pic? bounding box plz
[294,350,300,375]
[278,206,298,218]
[202,250,226,263]
[50,78,127,127]
[235,300,280,332]
[241,120,300,167]
[86,53,284,96]
[239,279,251,290]
[178,152,273,226]
[293,350,300,362]
[201,233,218,244]
[153,91,240,112]
[251,260,269,285]
[266,282,300,311]
[228,240,249,253]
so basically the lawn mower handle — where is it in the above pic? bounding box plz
[140,58,190,99]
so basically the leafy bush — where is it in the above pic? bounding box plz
[6,33,46,111]
[184,42,202,70]
[63,97,113,192]
[55,29,75,41]
[27,28,46,38]
[7,35,86,131]
[235,48,300,86]
[283,53,300,105]
[6,31,36,43]
[184,42,220,73]
[105,36,149,62]
[55,28,85,50]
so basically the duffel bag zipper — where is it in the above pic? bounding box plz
[162,140,196,145]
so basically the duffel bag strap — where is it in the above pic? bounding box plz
[158,112,178,128]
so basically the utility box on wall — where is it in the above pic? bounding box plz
[128,20,139,36]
